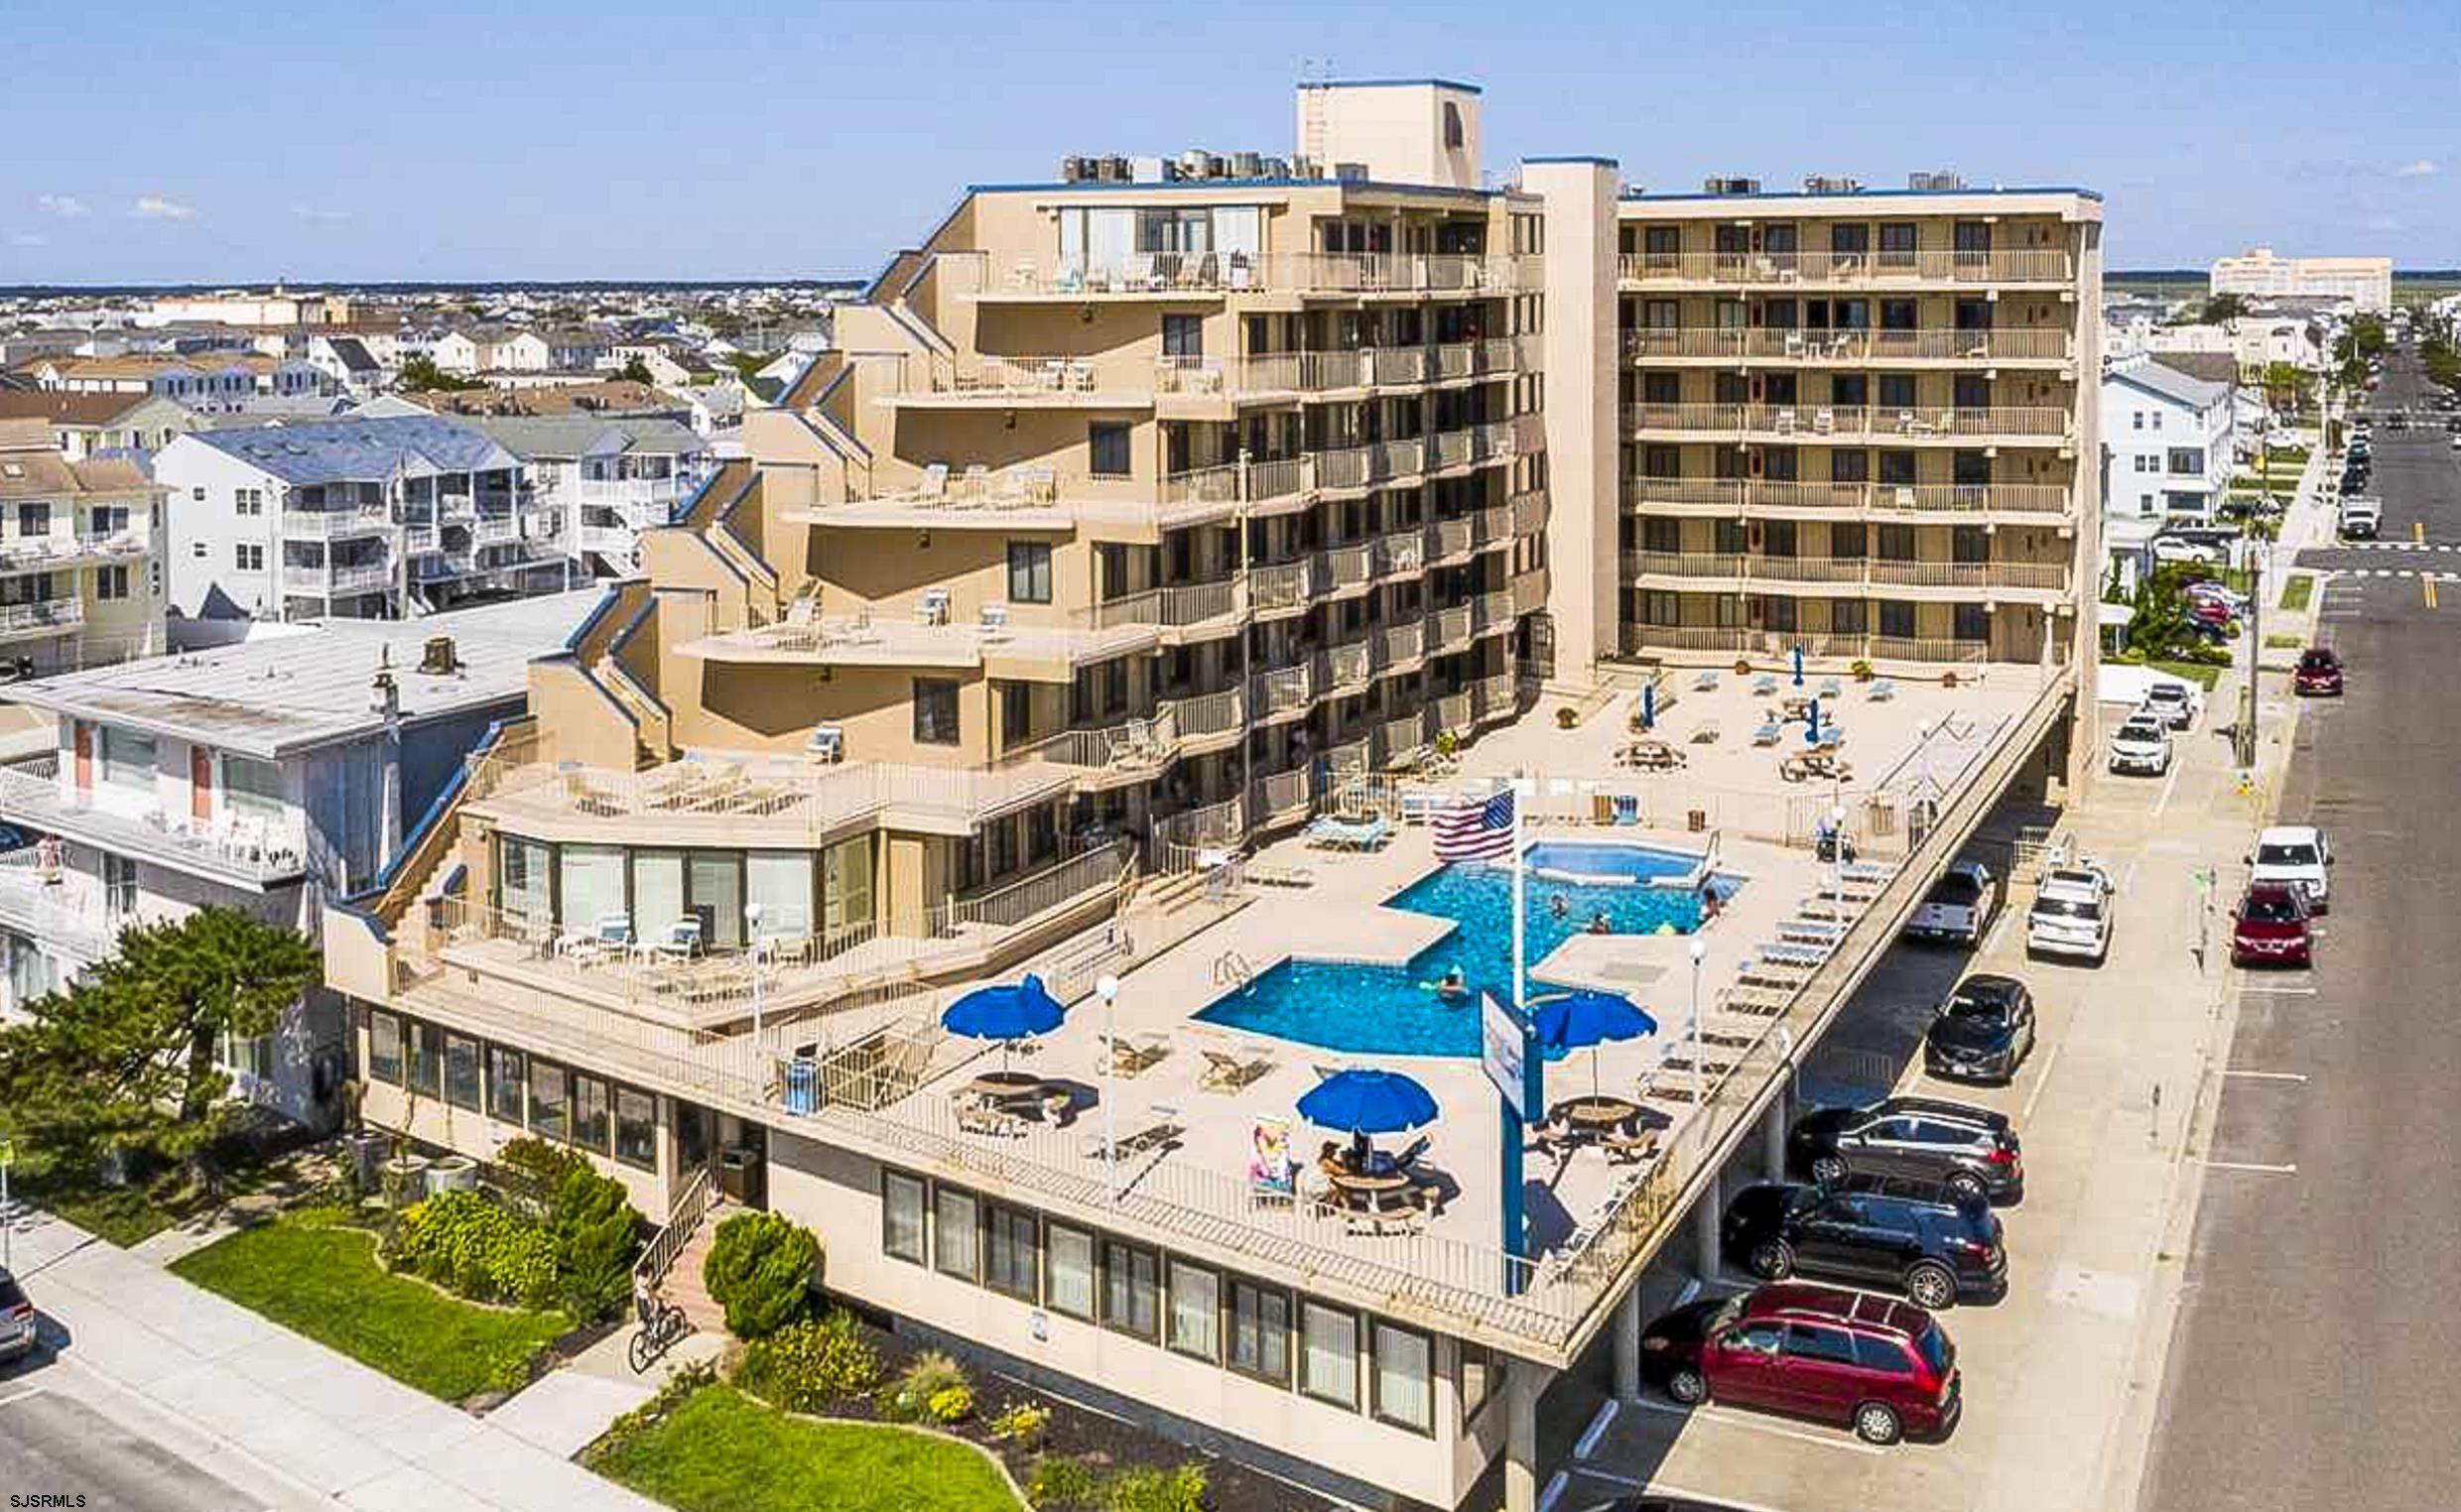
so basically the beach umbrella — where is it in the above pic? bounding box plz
[942,973,1066,1070]
[1298,1068,1440,1135]
[1529,990,1660,1100]
[1641,683,1657,730]
[1792,644,1805,687]
[1805,696,1824,744]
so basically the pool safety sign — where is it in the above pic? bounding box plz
[1482,992,1536,1122]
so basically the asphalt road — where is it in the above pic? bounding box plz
[2140,348,2461,1508]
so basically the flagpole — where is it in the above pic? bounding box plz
[1509,782,1525,1015]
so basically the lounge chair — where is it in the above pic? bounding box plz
[1105,1034,1171,1076]
[1839,861,1893,884]
[1757,941,1834,969]
[1720,984,1796,1016]
[1690,721,1721,744]
[1868,679,1897,701]
[1752,721,1784,747]
[1591,794,1617,825]
[1199,1047,1275,1093]
[1779,918,1850,945]
[1691,670,1720,693]
[1602,1126,1660,1166]
[1305,814,1390,851]
[1817,678,1843,698]
[1087,1113,1184,1164]
[1750,674,1779,696]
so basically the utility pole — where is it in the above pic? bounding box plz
[2236,444,2266,772]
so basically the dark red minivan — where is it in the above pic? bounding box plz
[1641,1282,1960,1445]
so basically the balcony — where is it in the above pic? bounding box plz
[1620,476,2072,519]
[0,758,311,889]
[1250,662,1315,722]
[1247,559,1315,617]
[0,848,117,961]
[0,599,81,641]
[576,475,692,519]
[0,529,151,574]
[1621,551,2072,597]
[682,615,1157,673]
[1620,625,1995,667]
[281,504,391,540]
[1622,326,2074,365]
[882,337,1527,410]
[1377,620,1426,673]
[1071,579,1240,636]
[960,251,1541,302]
[1615,248,2072,289]
[282,561,394,594]
[1622,403,2073,445]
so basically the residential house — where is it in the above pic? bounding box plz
[0,421,167,672]
[457,415,712,576]
[0,391,208,460]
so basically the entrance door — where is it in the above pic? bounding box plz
[675,1102,713,1174]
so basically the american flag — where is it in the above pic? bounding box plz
[1433,789,1516,862]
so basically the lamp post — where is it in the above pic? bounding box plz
[1688,937,1707,1137]
[1097,973,1121,1197]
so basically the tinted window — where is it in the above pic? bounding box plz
[1854,1334,1913,1374]
[2257,842,2319,866]
[1913,1323,1953,1377]
[1944,987,2008,1021]
[1784,1323,1859,1365]
[2033,896,2101,920]
[1930,874,1982,904]
[1869,1117,1916,1141]
[2298,653,2335,672]
[2242,893,2304,923]
[1908,1118,1972,1146]
[1732,1322,1785,1355]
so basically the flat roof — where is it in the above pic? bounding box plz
[1297,77,1483,94]
[4,588,602,758]
[1621,184,2103,204]
[965,178,1500,202]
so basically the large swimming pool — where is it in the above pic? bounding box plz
[1194,844,1740,1058]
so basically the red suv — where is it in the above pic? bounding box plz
[2231,882,2314,967]
[2292,647,2344,696]
[1640,1282,1960,1445]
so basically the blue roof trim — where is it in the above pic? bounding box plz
[606,602,674,721]
[1524,155,1619,168]
[561,581,624,653]
[1621,185,2103,204]
[355,714,508,901]
[1299,77,1483,94]
[964,177,1497,200]
[663,455,741,528]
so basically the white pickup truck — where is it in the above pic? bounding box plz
[1905,861,2001,946]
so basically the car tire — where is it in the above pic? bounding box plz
[1944,1170,1987,1203]
[1666,1366,1708,1406]
[1854,1402,1904,1446]
[1905,1261,1958,1311]
[1809,1155,1849,1185]
[1749,1239,1795,1281]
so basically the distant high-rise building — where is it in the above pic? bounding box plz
[2209,247,2393,314]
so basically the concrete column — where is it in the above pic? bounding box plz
[1763,1088,1790,1182]
[1519,158,1622,679]
[1694,1167,1724,1280]
[1613,1283,1642,1403]
[1504,1355,1549,1512]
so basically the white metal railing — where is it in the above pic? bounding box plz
[1622,326,2073,363]
[1250,766,1313,821]
[1253,663,1314,717]
[933,843,1128,935]
[1430,604,1474,648]
[1622,403,2071,441]
[980,251,1540,299]
[1624,552,2069,593]
[468,756,1083,840]
[0,598,81,636]
[0,847,117,958]
[1248,560,1313,613]
[1320,543,1373,591]
[633,1158,718,1293]
[1616,247,2072,286]
[1430,517,1475,560]
[0,529,151,571]
[283,561,393,593]
[1376,529,1426,577]
[1379,620,1426,668]
[281,505,391,539]
[1621,476,2071,516]
[1326,641,1373,690]
[1508,489,1548,537]
[0,756,310,883]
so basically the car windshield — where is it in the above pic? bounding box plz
[1706,1296,1747,1333]
[2256,842,2319,867]
[1944,987,2007,1020]
[1913,1322,1953,1378]
[2299,653,2336,672]
[2034,896,2101,921]
[1930,874,1982,904]
[2242,893,2303,923]
[2145,688,2186,705]
[2120,722,2163,741]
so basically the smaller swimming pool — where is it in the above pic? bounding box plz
[1522,841,1713,889]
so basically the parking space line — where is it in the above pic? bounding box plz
[2237,984,2318,995]
[2020,1037,2064,1123]
[1624,1395,1888,1456]
[1574,1399,1618,1458]
[1981,907,2013,957]
[2201,1159,2298,1175]
[1538,1469,1570,1512]
[0,1384,42,1411]
[2223,1070,2309,1082]
[1622,1482,1807,1512]
[2150,751,2187,819]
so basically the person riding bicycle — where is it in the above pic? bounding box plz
[633,1271,656,1330]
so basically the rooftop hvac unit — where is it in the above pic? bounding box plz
[1334,161,1369,183]
[1802,176,1864,194]
[1908,171,1968,191]
[1258,155,1291,180]
[1290,155,1321,181]
[1095,156,1130,182]
[1230,151,1264,179]
[1060,156,1095,183]
[1702,177,1762,196]
[1179,150,1225,180]
[1129,155,1170,184]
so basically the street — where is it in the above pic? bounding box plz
[2139,345,2461,1507]
[0,1375,268,1512]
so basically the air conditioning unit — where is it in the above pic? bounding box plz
[1908,171,1968,191]
[1230,151,1264,179]
[917,587,952,626]
[1334,161,1370,184]
[1802,176,1864,194]
[805,725,843,763]
[1703,177,1762,196]
[1060,156,1095,183]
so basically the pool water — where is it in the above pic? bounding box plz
[1522,841,1709,885]
[1195,853,1741,1058]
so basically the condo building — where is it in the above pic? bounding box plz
[0,420,167,674]
[323,81,2102,1511]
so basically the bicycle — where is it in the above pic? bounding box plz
[627,1296,691,1374]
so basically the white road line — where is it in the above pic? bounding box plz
[2020,1037,2065,1123]
[1564,1465,1643,1489]
[1624,1395,1887,1455]
[2223,1070,2310,1082]
[0,1385,43,1410]
[2237,984,2319,995]
[1619,1483,1821,1512]
[1574,1399,1619,1459]
[2201,1159,2298,1175]
[2119,859,2140,896]
[2150,751,2187,819]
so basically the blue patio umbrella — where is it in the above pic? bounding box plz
[1529,990,1660,1100]
[1641,682,1657,730]
[1298,1068,1440,1135]
[943,974,1066,1069]
[1805,695,1824,744]
[1792,644,1806,688]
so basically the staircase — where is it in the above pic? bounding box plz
[635,1161,727,1335]
[662,1198,730,1334]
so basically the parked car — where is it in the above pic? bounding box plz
[2249,823,2333,911]
[0,1269,33,1363]
[1905,861,2000,946]
[2139,680,2201,730]
[2026,886,2111,965]
[2151,536,2224,566]
[2293,647,2344,695]
[2190,597,2236,629]
[1640,1283,1963,1445]
[2230,882,2315,968]
[2108,715,2174,776]
[2341,498,2382,540]
[2040,860,2114,901]
[1923,974,2037,1083]
[1724,1179,2008,1309]
[2185,580,2249,616]
[1786,1096,2024,1202]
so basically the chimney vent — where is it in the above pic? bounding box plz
[419,635,457,675]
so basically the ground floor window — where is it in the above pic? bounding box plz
[443,1033,480,1110]
[1101,1239,1160,1340]
[614,1087,656,1169]
[1228,1279,1291,1385]
[406,1022,442,1098]
[366,1009,403,1084]
[487,1045,525,1122]
[1372,1321,1435,1435]
[882,1172,926,1264]
[1301,1302,1360,1409]
[984,1205,1038,1301]
[934,1188,980,1282]
[1047,1223,1096,1319]
[529,1062,570,1140]
[572,1073,611,1153]
[1166,1260,1220,1363]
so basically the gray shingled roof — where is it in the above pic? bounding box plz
[183,415,519,484]
[455,414,708,461]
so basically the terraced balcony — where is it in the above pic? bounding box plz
[1620,476,2073,520]
[1622,403,2073,444]
[1615,247,2073,289]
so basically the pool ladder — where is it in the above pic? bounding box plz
[1213,949,1254,994]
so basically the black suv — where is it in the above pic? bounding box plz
[1923,973,2036,1083]
[1722,1178,2008,1309]
[1787,1096,2024,1202]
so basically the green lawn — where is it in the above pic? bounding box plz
[2279,573,2314,612]
[592,1386,1021,1512]
[170,1211,566,1401]
[2147,659,2225,690]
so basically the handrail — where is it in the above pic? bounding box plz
[633,1157,719,1294]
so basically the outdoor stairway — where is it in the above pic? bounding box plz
[662,1197,730,1334]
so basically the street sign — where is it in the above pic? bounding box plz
[1481,992,1536,1123]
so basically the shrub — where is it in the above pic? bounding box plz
[881,1349,969,1422]
[926,1383,974,1425]
[385,1189,558,1308]
[733,1311,880,1411]
[589,1359,716,1463]
[1850,658,1874,682]
[548,1166,639,1322]
[496,1135,587,1191]
[988,1400,1052,1450]
[1101,1463,1208,1512]
[1025,1454,1101,1510]
[701,1210,819,1339]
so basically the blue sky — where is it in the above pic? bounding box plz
[4,0,2456,285]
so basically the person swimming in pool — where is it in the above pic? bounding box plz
[1549,894,1571,920]
[1433,964,1470,999]
[1589,911,1614,936]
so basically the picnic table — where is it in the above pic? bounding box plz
[1779,751,1854,784]
[1620,738,1685,771]
[968,1070,1049,1104]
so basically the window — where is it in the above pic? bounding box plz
[367,1009,403,1084]
[1227,1280,1290,1385]
[487,1046,525,1123]
[14,503,48,537]
[913,679,961,745]
[235,543,264,571]
[1101,1239,1160,1338]
[998,682,1034,747]
[235,487,264,517]
[1047,1223,1096,1319]
[1832,598,1868,635]
[1878,373,1917,410]
[1161,314,1203,359]
[985,1205,1038,1301]
[882,1172,927,1264]
[1459,1341,1493,1424]
[1006,542,1053,603]
[1372,1321,1435,1434]
[1952,526,1990,564]
[614,1086,657,1169]
[559,844,626,932]
[1831,522,1866,560]
[442,1033,481,1110]
[1876,524,1916,561]
[1784,1323,1860,1366]
[500,836,551,925]
[1879,600,1917,639]
[95,566,129,600]
[1954,603,1991,642]
[98,725,156,789]
[101,853,135,919]
[192,542,207,559]
[1089,423,1132,478]
[934,1188,980,1281]
[1166,1260,1221,1362]
[1299,1301,1360,1409]
[529,1061,570,1140]
[1854,1333,1915,1374]
[406,1021,442,1098]
[573,1074,611,1152]
[2169,447,2205,475]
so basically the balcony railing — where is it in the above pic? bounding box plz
[283,562,393,593]
[1248,560,1314,613]
[995,689,1245,775]
[1430,604,1475,650]
[0,757,311,886]
[0,529,151,572]
[1320,543,1374,592]
[1622,552,2070,594]
[1252,663,1315,718]
[1621,476,2072,517]
[971,251,1541,299]
[1072,578,1240,631]
[1622,403,2072,441]
[1616,248,2072,287]
[932,843,1128,935]
[1378,620,1426,669]
[281,505,391,539]
[0,598,81,637]
[1622,327,2074,363]
[0,847,117,960]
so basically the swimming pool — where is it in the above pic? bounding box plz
[1194,849,1741,1058]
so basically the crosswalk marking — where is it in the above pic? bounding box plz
[2338,542,2460,553]
[2347,568,2461,580]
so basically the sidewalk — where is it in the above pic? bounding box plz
[10,1210,664,1512]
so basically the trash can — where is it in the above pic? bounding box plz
[782,1058,820,1115]
[718,1146,764,1208]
